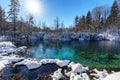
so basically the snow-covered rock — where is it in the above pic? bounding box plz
[56,59,70,67]
[0,42,17,54]
[68,63,88,73]
[28,31,120,42]
[17,46,27,52]
[39,59,70,67]
[66,62,89,80]
[103,72,120,80]
[39,59,57,64]
[69,73,90,80]
[1,55,24,63]
[58,32,72,41]
[90,69,108,80]
[14,59,70,70]
[0,47,16,53]
[29,32,45,42]
[51,69,63,80]
[0,62,5,71]
[0,54,24,71]
[74,73,90,80]
[0,42,16,48]
[14,59,41,70]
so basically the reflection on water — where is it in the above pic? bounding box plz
[24,41,120,68]
[0,64,58,80]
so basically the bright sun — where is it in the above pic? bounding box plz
[24,0,43,16]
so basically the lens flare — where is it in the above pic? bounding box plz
[24,0,43,16]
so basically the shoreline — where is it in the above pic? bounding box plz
[0,41,120,80]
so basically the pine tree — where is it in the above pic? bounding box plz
[8,0,20,31]
[75,16,79,27]
[0,6,5,22]
[86,11,92,25]
[79,16,86,31]
[107,0,119,25]
[0,6,6,33]
[111,0,119,17]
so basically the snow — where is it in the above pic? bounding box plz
[14,59,70,70]
[58,32,71,41]
[68,63,88,73]
[0,42,17,54]
[68,73,90,80]
[39,59,57,64]
[103,72,120,80]
[51,69,63,80]
[0,41,26,71]
[39,59,70,67]
[29,32,120,41]
[14,59,41,70]
[56,59,70,67]
[17,46,27,52]
[0,62,5,71]
[0,42,16,48]
[0,47,16,53]
[74,73,90,80]
[90,69,109,79]
[0,54,24,71]
[0,36,8,42]
[66,62,89,80]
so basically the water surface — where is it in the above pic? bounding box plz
[23,41,120,68]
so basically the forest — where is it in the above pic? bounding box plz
[0,0,120,38]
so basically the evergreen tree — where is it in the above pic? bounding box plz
[0,6,5,21]
[86,11,92,25]
[79,16,86,31]
[111,0,119,17]
[0,6,6,33]
[8,0,20,31]
[107,0,119,25]
[75,16,79,27]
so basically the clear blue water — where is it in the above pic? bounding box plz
[24,41,120,68]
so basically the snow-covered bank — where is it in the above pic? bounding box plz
[0,42,27,54]
[0,42,26,71]
[0,54,24,71]
[1,54,120,80]
[13,58,120,80]
[29,32,120,42]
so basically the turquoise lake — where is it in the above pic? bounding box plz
[23,41,120,68]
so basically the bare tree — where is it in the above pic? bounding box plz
[92,6,103,32]
[54,16,60,30]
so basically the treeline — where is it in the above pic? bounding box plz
[0,0,120,36]
[73,0,120,33]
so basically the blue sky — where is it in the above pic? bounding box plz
[0,0,114,27]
